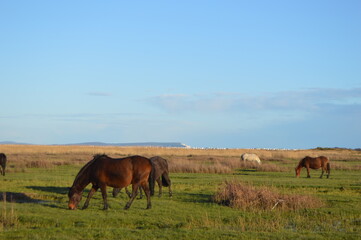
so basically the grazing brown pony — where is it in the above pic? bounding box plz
[295,156,330,178]
[68,154,155,210]
[0,153,6,176]
[113,156,172,198]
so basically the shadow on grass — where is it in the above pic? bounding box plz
[26,186,69,195]
[233,169,264,176]
[0,192,44,204]
[24,186,74,209]
[180,193,213,204]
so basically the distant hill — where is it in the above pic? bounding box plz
[0,141,190,148]
[0,141,31,145]
[64,142,190,148]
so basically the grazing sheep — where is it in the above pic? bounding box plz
[241,153,261,164]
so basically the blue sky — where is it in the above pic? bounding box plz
[1,1,360,149]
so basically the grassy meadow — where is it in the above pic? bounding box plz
[0,145,361,239]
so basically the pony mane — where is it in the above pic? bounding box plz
[296,157,306,167]
[93,154,109,160]
[72,155,108,187]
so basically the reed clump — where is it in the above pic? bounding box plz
[0,193,19,230]
[213,180,324,211]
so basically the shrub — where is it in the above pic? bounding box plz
[213,181,324,211]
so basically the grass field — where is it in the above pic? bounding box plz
[1,145,361,239]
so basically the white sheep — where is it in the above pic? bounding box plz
[241,153,261,164]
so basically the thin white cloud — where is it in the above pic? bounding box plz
[147,88,361,114]
[87,92,112,97]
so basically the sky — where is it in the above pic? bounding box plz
[0,1,360,149]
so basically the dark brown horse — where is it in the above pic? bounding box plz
[68,154,155,210]
[295,156,330,178]
[113,156,172,198]
[0,153,6,176]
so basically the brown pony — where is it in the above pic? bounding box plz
[295,156,330,178]
[68,154,155,210]
[0,153,6,176]
[113,156,172,198]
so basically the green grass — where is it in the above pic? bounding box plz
[1,165,361,239]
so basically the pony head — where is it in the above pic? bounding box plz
[68,187,83,210]
[295,166,301,177]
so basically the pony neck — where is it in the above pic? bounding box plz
[71,171,90,193]
[295,161,303,170]
[71,158,97,193]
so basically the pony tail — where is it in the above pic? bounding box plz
[327,162,331,177]
[161,174,171,187]
[149,162,155,196]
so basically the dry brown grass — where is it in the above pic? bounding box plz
[328,162,361,171]
[213,180,324,211]
[168,158,233,174]
[167,155,289,173]
[2,144,361,159]
[1,144,360,173]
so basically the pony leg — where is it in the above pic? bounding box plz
[157,178,162,197]
[169,185,173,198]
[124,186,141,199]
[162,173,172,197]
[83,186,98,210]
[306,166,311,178]
[100,184,109,210]
[141,181,152,209]
[327,163,331,179]
[320,168,325,178]
[124,184,139,210]
[139,187,143,199]
[125,187,132,198]
[112,188,121,198]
